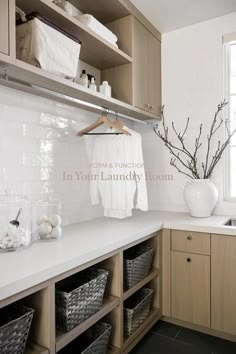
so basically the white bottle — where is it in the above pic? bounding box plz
[99,81,111,97]
[79,70,88,88]
[89,77,97,92]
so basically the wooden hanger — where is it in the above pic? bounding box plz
[77,109,131,136]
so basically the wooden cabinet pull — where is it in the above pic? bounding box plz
[187,235,192,240]
[187,257,191,262]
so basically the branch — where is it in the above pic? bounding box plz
[170,158,194,179]
[204,100,228,177]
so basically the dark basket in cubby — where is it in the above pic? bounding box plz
[124,287,153,337]
[60,322,112,354]
[0,304,34,354]
[123,245,154,289]
[56,268,109,332]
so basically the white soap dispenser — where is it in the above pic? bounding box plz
[79,69,88,88]
[89,77,97,92]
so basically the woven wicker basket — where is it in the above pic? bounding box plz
[60,322,112,354]
[124,245,154,289]
[0,304,34,354]
[56,268,109,332]
[124,288,153,337]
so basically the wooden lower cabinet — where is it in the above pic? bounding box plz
[211,235,236,335]
[171,251,210,327]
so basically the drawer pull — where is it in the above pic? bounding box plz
[187,235,192,240]
[187,257,191,262]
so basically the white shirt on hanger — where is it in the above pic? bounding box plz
[89,126,148,218]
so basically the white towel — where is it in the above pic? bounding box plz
[75,14,118,47]
[90,127,148,219]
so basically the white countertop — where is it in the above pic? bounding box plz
[0,210,235,302]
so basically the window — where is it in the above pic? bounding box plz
[224,37,236,200]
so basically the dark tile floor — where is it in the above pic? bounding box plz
[131,321,236,354]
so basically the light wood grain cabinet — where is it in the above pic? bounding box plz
[211,235,236,335]
[132,18,161,116]
[0,0,9,55]
[171,251,210,327]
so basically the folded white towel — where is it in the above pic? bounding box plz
[75,14,118,47]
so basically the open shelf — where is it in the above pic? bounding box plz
[25,342,49,354]
[123,268,160,301]
[56,296,120,352]
[2,60,159,121]
[70,0,130,24]
[16,0,132,70]
[123,308,161,352]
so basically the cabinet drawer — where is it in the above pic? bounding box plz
[171,230,210,255]
[0,0,9,55]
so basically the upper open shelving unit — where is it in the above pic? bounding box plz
[0,0,162,122]
[16,0,132,70]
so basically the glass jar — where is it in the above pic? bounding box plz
[0,195,31,252]
[33,198,62,241]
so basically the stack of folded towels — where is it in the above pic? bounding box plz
[75,14,118,48]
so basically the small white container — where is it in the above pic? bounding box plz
[99,81,111,97]
[89,77,97,92]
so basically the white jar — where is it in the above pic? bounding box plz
[33,198,63,241]
[99,81,111,97]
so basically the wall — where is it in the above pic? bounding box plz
[0,85,105,225]
[136,12,236,215]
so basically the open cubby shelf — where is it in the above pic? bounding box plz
[0,231,161,354]
[124,268,160,301]
[56,296,120,352]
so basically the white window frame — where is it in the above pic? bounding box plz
[224,34,236,201]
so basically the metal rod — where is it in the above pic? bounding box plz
[0,72,159,127]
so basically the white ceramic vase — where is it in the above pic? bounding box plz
[184,179,218,218]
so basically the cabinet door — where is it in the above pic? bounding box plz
[171,251,210,327]
[132,18,149,113]
[211,235,236,335]
[148,35,161,116]
[0,0,9,55]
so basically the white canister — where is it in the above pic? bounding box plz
[33,198,63,241]
[99,81,111,97]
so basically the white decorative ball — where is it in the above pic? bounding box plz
[37,215,49,225]
[48,215,62,227]
[51,226,62,239]
[38,222,53,237]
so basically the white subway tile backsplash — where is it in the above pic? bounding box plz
[0,85,103,224]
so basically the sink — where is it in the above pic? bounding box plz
[224,219,236,226]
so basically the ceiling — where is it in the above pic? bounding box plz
[130,0,236,33]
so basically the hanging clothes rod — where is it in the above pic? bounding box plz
[0,69,159,128]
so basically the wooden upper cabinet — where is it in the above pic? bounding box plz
[132,18,161,116]
[211,235,236,335]
[0,0,9,55]
[171,251,210,328]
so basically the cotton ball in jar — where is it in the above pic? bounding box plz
[48,215,62,227]
[38,222,53,238]
[50,226,62,239]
